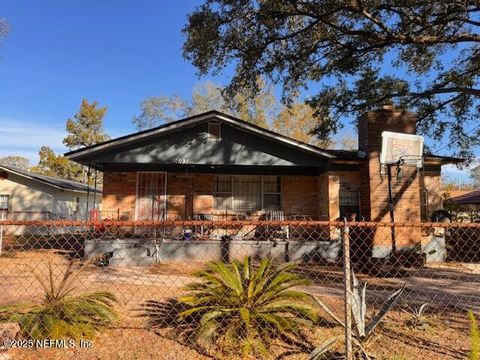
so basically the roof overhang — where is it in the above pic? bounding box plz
[423,155,464,166]
[450,189,480,206]
[0,166,101,194]
[64,110,465,170]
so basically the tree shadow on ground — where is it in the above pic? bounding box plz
[292,262,480,313]
[136,297,337,360]
[136,298,218,359]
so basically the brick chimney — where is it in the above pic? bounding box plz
[358,105,421,257]
[358,104,417,153]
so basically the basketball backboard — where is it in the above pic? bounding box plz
[380,131,424,167]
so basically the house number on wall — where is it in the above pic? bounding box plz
[173,158,189,164]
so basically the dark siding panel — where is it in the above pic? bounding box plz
[91,123,327,167]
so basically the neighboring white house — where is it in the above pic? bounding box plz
[0,165,101,221]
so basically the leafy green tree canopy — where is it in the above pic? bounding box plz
[470,164,480,187]
[183,0,480,160]
[30,146,83,182]
[33,99,110,182]
[64,99,109,149]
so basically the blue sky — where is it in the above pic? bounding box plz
[0,0,212,155]
[0,1,472,183]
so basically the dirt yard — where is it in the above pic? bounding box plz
[0,250,477,359]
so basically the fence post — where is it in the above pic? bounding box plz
[342,219,353,360]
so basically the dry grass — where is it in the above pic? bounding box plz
[7,327,211,360]
[0,251,475,359]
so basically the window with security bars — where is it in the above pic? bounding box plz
[420,188,429,221]
[262,176,281,211]
[213,175,233,210]
[339,190,359,220]
[213,175,281,212]
[136,172,167,221]
[0,194,9,219]
[231,176,262,212]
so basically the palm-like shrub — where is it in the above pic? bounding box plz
[0,259,117,339]
[179,256,318,358]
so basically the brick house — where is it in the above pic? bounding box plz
[65,106,461,259]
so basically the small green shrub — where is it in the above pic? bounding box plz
[310,271,405,359]
[402,303,430,329]
[179,256,317,358]
[0,260,117,339]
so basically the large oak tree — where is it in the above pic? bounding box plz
[183,0,480,161]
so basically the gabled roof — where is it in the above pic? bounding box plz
[65,110,338,162]
[0,165,101,193]
[450,189,480,205]
[64,110,463,167]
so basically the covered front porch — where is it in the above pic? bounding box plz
[99,166,361,225]
[64,111,362,225]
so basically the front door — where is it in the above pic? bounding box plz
[136,172,167,221]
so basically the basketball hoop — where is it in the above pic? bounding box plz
[399,155,423,168]
[396,155,423,181]
[379,131,424,256]
[380,131,424,168]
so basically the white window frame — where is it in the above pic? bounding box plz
[213,175,281,212]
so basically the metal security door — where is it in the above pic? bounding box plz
[136,172,167,221]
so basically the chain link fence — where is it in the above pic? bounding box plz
[0,219,478,359]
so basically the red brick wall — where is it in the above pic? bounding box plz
[102,171,137,220]
[327,171,361,221]
[166,173,193,219]
[193,174,214,215]
[167,173,217,218]
[282,176,318,217]
[317,174,329,220]
[102,172,325,219]
[358,107,419,221]
[420,172,443,217]
[358,106,421,253]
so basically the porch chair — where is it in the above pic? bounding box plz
[194,213,215,239]
[267,210,290,240]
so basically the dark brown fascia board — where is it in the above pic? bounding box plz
[423,156,464,165]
